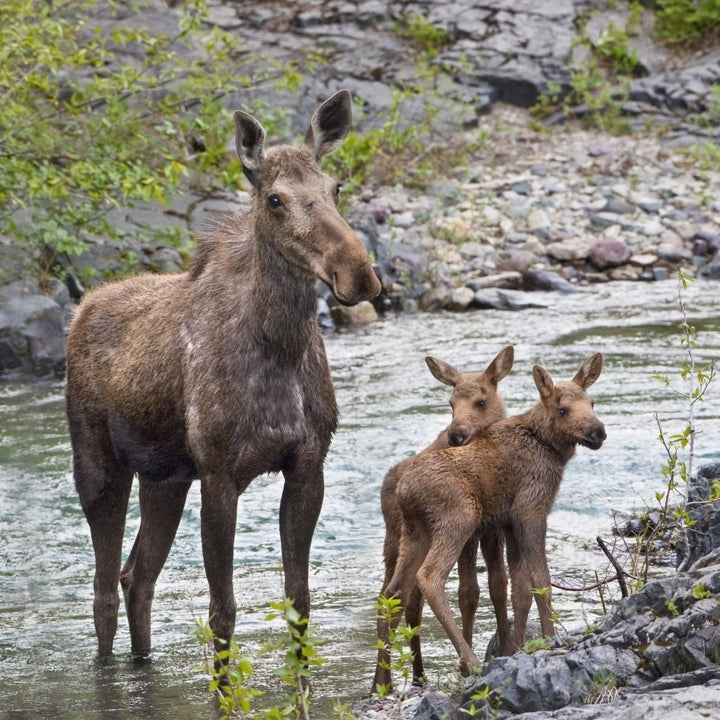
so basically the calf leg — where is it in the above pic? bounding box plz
[120,475,192,655]
[480,528,511,655]
[373,530,427,693]
[403,584,426,685]
[506,525,554,651]
[457,534,480,649]
[505,532,532,652]
[415,528,480,676]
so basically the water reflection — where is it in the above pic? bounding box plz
[0,280,719,717]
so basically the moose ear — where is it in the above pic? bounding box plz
[234,110,267,189]
[573,352,603,389]
[304,89,353,161]
[533,364,554,400]
[485,345,514,385]
[426,356,461,387]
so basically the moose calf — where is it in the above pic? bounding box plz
[374,353,605,690]
[378,346,514,686]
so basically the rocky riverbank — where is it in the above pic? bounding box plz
[2,0,720,377]
[2,102,719,377]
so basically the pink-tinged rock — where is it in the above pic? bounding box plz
[589,236,631,270]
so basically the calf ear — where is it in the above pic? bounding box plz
[234,110,266,189]
[573,352,603,389]
[426,356,462,387]
[486,345,514,384]
[533,364,554,400]
[304,89,353,161]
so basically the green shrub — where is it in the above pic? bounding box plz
[655,0,720,44]
[0,0,284,280]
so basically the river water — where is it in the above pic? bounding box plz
[1,279,719,718]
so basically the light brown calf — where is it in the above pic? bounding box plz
[379,346,514,686]
[374,353,605,690]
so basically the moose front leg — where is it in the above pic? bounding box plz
[279,464,325,622]
[200,476,239,654]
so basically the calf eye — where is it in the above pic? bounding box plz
[268,194,282,209]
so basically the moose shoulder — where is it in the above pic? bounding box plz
[66,89,380,658]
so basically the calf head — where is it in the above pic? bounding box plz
[533,352,606,450]
[234,89,380,305]
[426,345,514,446]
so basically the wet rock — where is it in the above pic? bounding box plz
[330,300,379,325]
[419,287,452,312]
[448,286,475,311]
[0,281,67,378]
[521,269,577,294]
[453,553,720,719]
[545,238,592,262]
[604,196,636,215]
[473,288,548,311]
[412,691,456,720]
[676,462,720,569]
[466,272,522,291]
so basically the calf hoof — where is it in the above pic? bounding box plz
[458,656,481,678]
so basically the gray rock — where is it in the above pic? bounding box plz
[0,288,66,378]
[452,555,720,719]
[521,269,577,294]
[589,237,631,270]
[603,196,636,215]
[412,691,456,720]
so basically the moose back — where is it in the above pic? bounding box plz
[65,89,380,657]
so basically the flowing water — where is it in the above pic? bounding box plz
[1,279,719,718]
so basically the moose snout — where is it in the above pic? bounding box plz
[583,423,607,450]
[448,426,472,447]
[330,262,381,306]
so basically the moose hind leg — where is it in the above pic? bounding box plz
[120,474,192,655]
[373,532,428,693]
[416,533,481,676]
[80,465,134,656]
[404,584,426,685]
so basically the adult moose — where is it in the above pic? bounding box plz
[378,346,514,686]
[374,353,605,690]
[65,90,380,658]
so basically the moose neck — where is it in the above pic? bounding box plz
[252,227,318,363]
[524,403,577,465]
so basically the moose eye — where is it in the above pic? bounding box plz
[267,194,282,209]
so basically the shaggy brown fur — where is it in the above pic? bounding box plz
[374,353,605,691]
[379,346,514,685]
[65,90,380,657]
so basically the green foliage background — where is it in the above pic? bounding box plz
[0,0,260,280]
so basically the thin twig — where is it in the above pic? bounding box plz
[596,536,629,597]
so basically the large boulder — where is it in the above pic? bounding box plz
[0,280,68,378]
